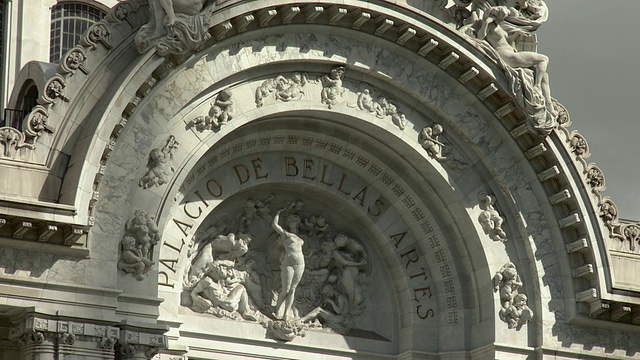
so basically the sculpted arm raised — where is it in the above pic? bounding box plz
[272,208,287,236]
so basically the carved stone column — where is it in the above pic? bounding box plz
[13,331,56,360]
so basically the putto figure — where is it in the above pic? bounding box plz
[478,193,507,242]
[320,66,345,108]
[492,262,533,329]
[139,135,179,189]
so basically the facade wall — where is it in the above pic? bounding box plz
[1,1,640,359]
[1,0,117,109]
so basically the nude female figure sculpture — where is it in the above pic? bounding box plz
[271,205,305,321]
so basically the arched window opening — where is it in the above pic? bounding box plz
[49,1,106,63]
[1,81,38,130]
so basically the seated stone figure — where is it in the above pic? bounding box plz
[135,0,217,56]
[190,260,258,321]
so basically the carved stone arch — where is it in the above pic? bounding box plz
[4,1,633,359]
[87,28,563,354]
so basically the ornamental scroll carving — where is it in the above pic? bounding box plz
[183,197,371,341]
[118,210,161,280]
[492,262,533,329]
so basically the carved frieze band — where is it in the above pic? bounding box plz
[9,316,119,350]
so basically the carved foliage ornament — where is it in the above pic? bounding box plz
[586,165,605,192]
[0,128,25,158]
[184,197,370,341]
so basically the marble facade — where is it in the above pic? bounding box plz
[1,1,640,359]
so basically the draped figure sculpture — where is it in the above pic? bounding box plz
[135,0,217,56]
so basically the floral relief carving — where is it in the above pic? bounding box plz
[623,225,640,252]
[139,135,179,189]
[81,21,111,50]
[118,210,161,280]
[586,165,605,191]
[24,106,54,138]
[569,133,589,158]
[599,199,618,226]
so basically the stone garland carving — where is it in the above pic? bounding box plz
[189,89,235,132]
[134,0,216,56]
[255,73,308,107]
[478,193,507,242]
[139,135,179,189]
[118,210,161,280]
[183,198,370,341]
[428,0,557,136]
[492,262,533,329]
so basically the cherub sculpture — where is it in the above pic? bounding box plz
[139,135,179,189]
[478,194,507,242]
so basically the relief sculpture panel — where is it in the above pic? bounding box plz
[182,197,371,341]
